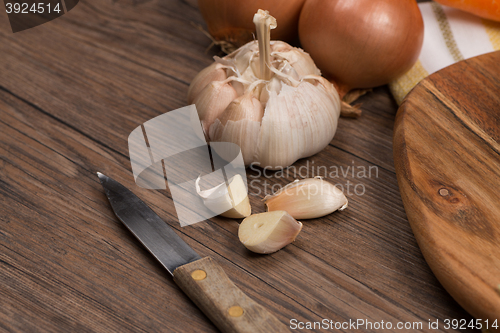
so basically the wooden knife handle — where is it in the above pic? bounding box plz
[173,257,290,333]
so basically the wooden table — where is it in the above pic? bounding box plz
[0,0,478,332]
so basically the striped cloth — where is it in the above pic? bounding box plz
[389,1,500,105]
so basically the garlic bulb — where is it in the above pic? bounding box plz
[196,174,251,219]
[188,10,341,170]
[264,177,348,219]
[238,211,302,254]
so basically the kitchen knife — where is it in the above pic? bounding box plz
[97,172,289,333]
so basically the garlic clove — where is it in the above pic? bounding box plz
[255,81,340,169]
[218,93,264,125]
[194,79,238,136]
[232,41,259,76]
[210,118,261,166]
[259,77,282,105]
[270,40,293,53]
[196,174,251,219]
[276,62,300,82]
[225,174,252,218]
[305,75,337,96]
[209,93,263,165]
[273,48,321,77]
[264,177,348,219]
[188,63,227,104]
[238,211,302,254]
[230,79,246,97]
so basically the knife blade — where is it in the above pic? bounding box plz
[97,172,289,333]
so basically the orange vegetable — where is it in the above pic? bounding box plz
[434,0,500,22]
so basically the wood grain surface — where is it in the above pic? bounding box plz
[0,0,480,332]
[394,51,500,327]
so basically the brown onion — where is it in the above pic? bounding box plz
[298,0,424,95]
[198,0,306,48]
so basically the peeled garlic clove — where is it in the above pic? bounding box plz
[224,174,252,218]
[188,63,227,104]
[264,177,348,219]
[238,211,302,254]
[196,174,251,219]
[194,79,238,135]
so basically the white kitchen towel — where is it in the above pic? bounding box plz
[389,1,500,105]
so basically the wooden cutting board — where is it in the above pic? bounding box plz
[394,51,500,325]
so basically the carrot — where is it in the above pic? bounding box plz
[434,0,500,22]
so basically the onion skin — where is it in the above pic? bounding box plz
[198,0,306,48]
[298,0,424,92]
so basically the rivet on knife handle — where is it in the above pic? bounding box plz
[173,257,290,333]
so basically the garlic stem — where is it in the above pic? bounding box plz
[253,10,277,81]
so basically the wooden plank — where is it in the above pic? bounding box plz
[0,85,473,331]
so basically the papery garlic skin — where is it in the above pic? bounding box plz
[187,63,227,104]
[188,10,341,169]
[238,211,302,254]
[193,79,238,137]
[196,174,251,219]
[264,177,348,219]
